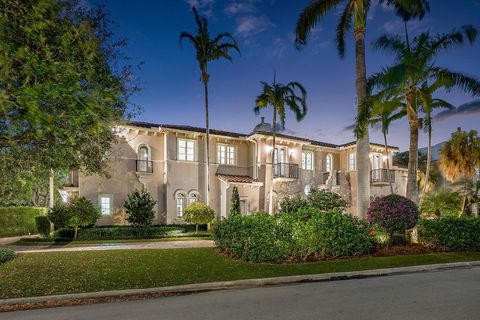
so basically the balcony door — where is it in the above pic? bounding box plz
[371,154,382,180]
[273,147,286,177]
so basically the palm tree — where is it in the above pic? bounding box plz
[295,0,429,218]
[368,26,480,204]
[254,78,307,215]
[180,7,240,207]
[357,92,405,194]
[439,129,480,215]
[418,83,455,196]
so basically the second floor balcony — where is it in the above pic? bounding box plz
[273,162,299,180]
[371,169,395,184]
[136,160,153,174]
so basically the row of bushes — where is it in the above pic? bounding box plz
[0,206,46,237]
[214,210,375,262]
[55,225,185,240]
[418,217,480,250]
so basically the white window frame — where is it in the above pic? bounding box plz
[301,151,314,170]
[175,193,186,217]
[217,144,236,165]
[99,194,112,216]
[348,153,356,171]
[188,191,200,205]
[177,138,196,162]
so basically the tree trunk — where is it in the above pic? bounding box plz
[74,226,78,239]
[195,224,199,234]
[203,76,210,208]
[406,116,419,204]
[383,131,394,194]
[49,169,55,209]
[268,110,277,215]
[354,29,370,219]
[423,126,432,196]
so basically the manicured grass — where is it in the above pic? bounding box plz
[12,237,212,246]
[1,248,479,299]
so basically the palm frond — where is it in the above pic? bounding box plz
[335,2,353,58]
[432,68,480,97]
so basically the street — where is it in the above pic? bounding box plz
[2,267,479,320]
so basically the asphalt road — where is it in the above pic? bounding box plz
[2,267,480,320]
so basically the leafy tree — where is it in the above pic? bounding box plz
[229,186,241,216]
[47,204,71,229]
[254,78,307,214]
[307,188,348,212]
[68,197,100,238]
[295,0,429,218]
[420,189,462,219]
[278,195,310,215]
[184,202,215,234]
[123,189,157,228]
[366,27,480,204]
[180,7,240,207]
[0,0,137,201]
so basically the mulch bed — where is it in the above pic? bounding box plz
[369,244,446,257]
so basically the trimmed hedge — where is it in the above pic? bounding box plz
[418,217,480,250]
[214,211,375,262]
[0,207,47,237]
[35,216,51,237]
[52,225,185,240]
[0,248,16,264]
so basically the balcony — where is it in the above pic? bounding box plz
[273,163,299,179]
[371,169,395,184]
[136,160,153,173]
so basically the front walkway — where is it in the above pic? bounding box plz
[4,240,215,253]
[0,235,37,246]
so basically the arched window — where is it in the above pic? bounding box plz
[325,154,332,172]
[137,145,151,173]
[175,193,186,217]
[189,191,200,205]
[301,151,314,170]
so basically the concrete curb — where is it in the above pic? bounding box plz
[2,260,479,307]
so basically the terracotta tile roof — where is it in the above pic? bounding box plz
[215,173,258,184]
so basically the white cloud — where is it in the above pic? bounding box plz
[224,2,256,15]
[185,0,216,17]
[236,15,273,37]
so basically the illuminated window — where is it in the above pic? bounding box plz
[176,193,186,216]
[325,154,332,172]
[217,145,236,165]
[189,192,199,205]
[178,139,195,161]
[302,151,314,170]
[99,195,112,216]
[348,153,356,171]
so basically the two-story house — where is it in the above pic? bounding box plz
[62,118,408,225]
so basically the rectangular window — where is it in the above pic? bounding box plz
[302,151,313,170]
[178,139,195,161]
[348,153,356,171]
[217,145,236,165]
[99,195,112,215]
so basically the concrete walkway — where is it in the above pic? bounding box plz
[4,240,215,253]
[0,235,37,246]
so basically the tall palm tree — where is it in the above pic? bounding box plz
[439,129,480,215]
[254,79,307,215]
[418,83,455,196]
[368,26,480,204]
[295,0,429,218]
[180,7,240,207]
[357,92,405,194]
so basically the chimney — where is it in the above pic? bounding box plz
[457,127,462,132]
[261,117,265,123]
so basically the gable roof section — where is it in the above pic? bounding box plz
[127,121,398,150]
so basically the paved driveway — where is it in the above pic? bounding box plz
[2,267,479,320]
[3,240,215,253]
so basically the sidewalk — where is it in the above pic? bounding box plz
[5,240,215,253]
[0,235,37,246]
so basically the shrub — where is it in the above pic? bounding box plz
[75,226,183,240]
[278,195,310,215]
[420,189,462,219]
[35,216,51,237]
[307,188,348,212]
[184,202,215,233]
[367,194,419,243]
[418,217,480,250]
[0,248,16,264]
[230,186,241,216]
[309,211,375,258]
[214,214,292,262]
[47,204,71,229]
[123,189,157,228]
[0,206,46,237]
[68,197,101,238]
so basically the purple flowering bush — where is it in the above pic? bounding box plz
[367,194,419,243]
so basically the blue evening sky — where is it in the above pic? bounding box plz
[95,0,479,150]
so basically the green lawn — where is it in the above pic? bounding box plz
[12,237,211,246]
[1,248,479,299]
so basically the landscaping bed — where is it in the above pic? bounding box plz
[0,248,479,300]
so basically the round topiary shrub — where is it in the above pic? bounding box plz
[367,194,419,243]
[184,202,215,233]
[0,248,16,264]
[35,216,51,237]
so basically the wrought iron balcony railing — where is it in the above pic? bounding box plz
[136,160,153,173]
[273,162,299,179]
[370,169,395,184]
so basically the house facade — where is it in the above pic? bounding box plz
[63,119,408,225]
